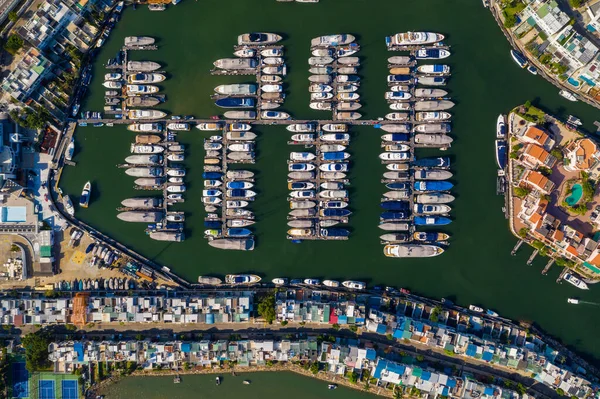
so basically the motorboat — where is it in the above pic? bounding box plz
[310,102,332,110]
[262,48,283,57]
[303,278,321,286]
[384,244,444,257]
[413,123,451,133]
[310,66,333,74]
[311,34,355,47]
[342,281,366,290]
[63,195,75,216]
[388,56,413,64]
[386,32,445,47]
[227,170,254,179]
[413,169,452,180]
[227,189,256,198]
[380,233,410,242]
[167,123,190,131]
[126,85,159,94]
[417,64,450,75]
[127,110,167,120]
[385,113,409,122]
[312,48,334,57]
[225,274,262,284]
[415,112,451,122]
[320,144,346,152]
[272,278,288,285]
[215,84,257,95]
[289,181,315,190]
[261,111,290,120]
[496,139,507,170]
[308,56,334,66]
[291,134,315,143]
[414,101,454,111]
[226,200,249,208]
[414,204,451,215]
[412,157,450,168]
[319,190,348,199]
[290,201,316,209]
[417,76,447,86]
[127,61,161,71]
[237,32,282,45]
[414,232,450,242]
[211,240,255,251]
[510,49,528,68]
[389,103,411,111]
[414,181,453,191]
[308,75,332,84]
[125,36,155,46]
[378,222,410,231]
[309,84,333,92]
[385,91,411,101]
[289,163,316,172]
[215,98,255,108]
[261,75,282,83]
[233,48,256,58]
[287,124,316,133]
[496,114,506,138]
[386,163,410,171]
[224,111,257,120]
[196,123,223,131]
[103,81,122,89]
[104,73,121,81]
[323,280,340,288]
[414,88,448,98]
[288,220,314,228]
[416,48,451,59]
[416,193,455,204]
[319,163,348,172]
[564,273,589,290]
[127,73,166,84]
[290,152,316,161]
[469,305,484,313]
[559,90,577,102]
[261,84,283,92]
[414,216,451,225]
[385,144,410,152]
[311,92,334,101]
[79,182,91,208]
[379,152,409,161]
[214,58,257,70]
[338,84,359,93]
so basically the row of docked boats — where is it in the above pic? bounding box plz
[272,278,367,290]
[118,125,186,242]
[286,123,352,240]
[307,34,362,120]
[202,123,256,251]
[102,37,168,121]
[379,34,453,258]
[212,34,289,120]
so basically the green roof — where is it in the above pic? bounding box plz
[412,367,422,377]
[537,4,549,18]
[527,16,537,27]
[40,245,52,257]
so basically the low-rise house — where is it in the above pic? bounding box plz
[1,49,53,102]
[520,170,555,194]
[563,138,600,172]
[520,144,557,169]
[515,126,555,150]
[519,0,570,38]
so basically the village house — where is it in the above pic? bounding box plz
[515,125,555,150]
[520,143,557,169]
[563,138,600,173]
[520,170,555,194]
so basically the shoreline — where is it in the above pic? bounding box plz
[488,0,600,111]
[89,364,391,398]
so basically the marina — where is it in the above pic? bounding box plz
[55,0,600,366]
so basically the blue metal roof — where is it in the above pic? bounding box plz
[74,343,84,362]
[466,344,477,357]
[482,351,494,361]
[484,387,495,395]
[366,348,376,360]
[421,371,432,381]
[206,314,215,324]
[376,323,387,334]
[181,343,191,353]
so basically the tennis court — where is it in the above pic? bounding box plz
[39,379,55,399]
[61,380,78,399]
[11,362,29,398]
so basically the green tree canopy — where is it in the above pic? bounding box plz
[257,292,276,324]
[3,34,24,55]
[22,329,51,372]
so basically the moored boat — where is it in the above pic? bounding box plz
[79,182,91,208]
[386,32,445,47]
[384,244,444,257]
[225,274,261,284]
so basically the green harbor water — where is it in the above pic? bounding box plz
[60,0,600,367]
[98,372,378,398]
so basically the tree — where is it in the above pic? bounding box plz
[514,187,531,198]
[8,11,18,22]
[348,371,358,383]
[516,383,527,395]
[332,323,340,331]
[257,292,276,324]
[569,0,583,7]
[3,34,24,55]
[503,13,517,28]
[518,227,529,238]
[22,329,51,372]
[309,362,319,375]
[556,388,565,396]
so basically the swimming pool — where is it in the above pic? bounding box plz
[567,77,581,87]
[566,183,583,206]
